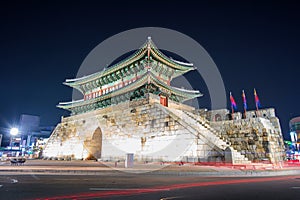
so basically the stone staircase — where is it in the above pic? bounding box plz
[183,111,227,141]
[156,103,251,164]
[183,110,251,164]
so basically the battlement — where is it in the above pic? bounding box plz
[205,108,276,122]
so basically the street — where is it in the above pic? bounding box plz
[1,174,300,200]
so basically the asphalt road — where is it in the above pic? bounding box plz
[1,174,300,200]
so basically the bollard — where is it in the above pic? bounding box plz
[125,153,134,168]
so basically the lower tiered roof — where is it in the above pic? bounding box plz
[58,72,202,114]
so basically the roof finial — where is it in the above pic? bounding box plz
[147,37,151,61]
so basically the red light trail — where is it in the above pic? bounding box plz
[34,176,299,200]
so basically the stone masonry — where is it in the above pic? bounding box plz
[43,94,285,164]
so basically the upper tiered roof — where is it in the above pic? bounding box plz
[64,37,195,94]
[58,37,202,114]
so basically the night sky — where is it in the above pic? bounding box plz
[0,1,299,140]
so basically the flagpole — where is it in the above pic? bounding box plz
[242,90,247,119]
[256,103,259,117]
[231,105,234,120]
[254,88,259,117]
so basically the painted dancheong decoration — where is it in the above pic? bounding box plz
[58,37,201,114]
[43,38,285,165]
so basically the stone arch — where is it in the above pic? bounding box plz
[214,114,222,121]
[224,147,233,164]
[84,127,102,160]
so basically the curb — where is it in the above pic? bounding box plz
[1,168,300,177]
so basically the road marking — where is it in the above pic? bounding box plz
[291,186,300,189]
[11,179,18,183]
[160,196,183,200]
[30,174,40,180]
[89,188,169,191]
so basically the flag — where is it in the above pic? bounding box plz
[254,88,261,109]
[230,92,237,110]
[242,90,247,110]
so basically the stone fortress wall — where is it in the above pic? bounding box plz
[43,94,285,164]
[43,94,200,162]
[206,109,285,163]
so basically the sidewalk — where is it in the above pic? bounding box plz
[0,159,300,176]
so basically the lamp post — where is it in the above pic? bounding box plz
[10,127,19,151]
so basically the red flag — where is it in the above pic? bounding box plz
[254,88,261,109]
[230,92,237,111]
[242,90,247,110]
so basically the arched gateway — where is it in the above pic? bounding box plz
[84,127,102,160]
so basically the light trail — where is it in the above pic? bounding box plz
[33,175,300,200]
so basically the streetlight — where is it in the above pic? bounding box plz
[10,127,19,151]
[10,127,19,136]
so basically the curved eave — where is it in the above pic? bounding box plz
[64,45,148,87]
[170,58,194,66]
[149,73,202,102]
[57,73,150,110]
[63,82,85,94]
[149,40,194,71]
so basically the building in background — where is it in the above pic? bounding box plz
[289,117,300,160]
[0,114,54,158]
[19,115,54,157]
[18,114,40,152]
[0,134,2,147]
